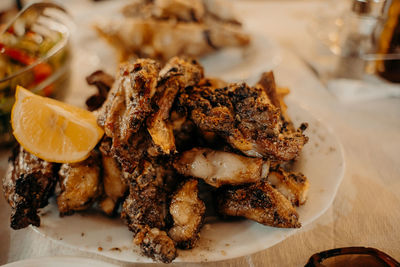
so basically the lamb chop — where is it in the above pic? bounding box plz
[173,148,269,187]
[216,180,301,228]
[179,82,308,161]
[121,159,178,263]
[2,146,58,229]
[57,153,102,216]
[168,179,205,249]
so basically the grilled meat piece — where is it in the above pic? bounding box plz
[179,82,308,161]
[267,167,309,206]
[174,148,269,187]
[171,77,227,150]
[121,159,178,263]
[97,59,160,172]
[99,154,128,216]
[98,59,160,141]
[255,72,295,132]
[255,71,280,108]
[111,129,159,173]
[171,111,198,151]
[217,181,301,228]
[57,154,102,216]
[86,70,115,111]
[147,57,203,154]
[169,179,205,249]
[121,160,171,232]
[2,146,58,229]
[134,225,177,263]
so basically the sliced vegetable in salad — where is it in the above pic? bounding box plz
[0,7,70,144]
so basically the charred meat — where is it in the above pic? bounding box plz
[98,59,160,141]
[217,181,301,228]
[121,159,178,263]
[4,55,311,264]
[173,148,269,187]
[57,154,102,216]
[179,83,308,161]
[267,167,309,206]
[85,70,115,111]
[147,57,203,154]
[134,225,177,263]
[255,71,280,108]
[99,151,128,215]
[97,59,160,172]
[121,160,169,232]
[169,179,205,249]
[2,146,58,229]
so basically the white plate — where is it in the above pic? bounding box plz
[32,101,345,263]
[3,256,118,267]
[199,34,281,84]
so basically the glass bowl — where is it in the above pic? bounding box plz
[0,3,71,145]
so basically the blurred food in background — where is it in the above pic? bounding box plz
[95,0,251,63]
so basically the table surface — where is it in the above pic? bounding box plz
[1,0,399,266]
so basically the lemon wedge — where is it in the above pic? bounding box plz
[11,86,104,163]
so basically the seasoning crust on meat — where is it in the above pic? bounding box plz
[121,159,178,262]
[57,153,102,216]
[179,82,308,161]
[97,59,160,172]
[2,146,58,229]
[147,57,204,154]
[173,147,269,187]
[216,181,301,228]
[267,167,309,206]
[99,138,128,215]
[169,179,206,249]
